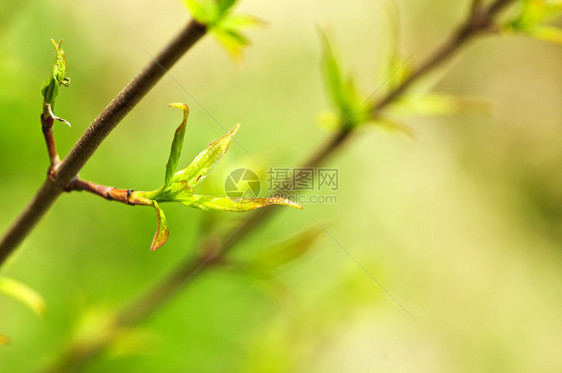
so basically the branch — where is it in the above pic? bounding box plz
[0,19,207,266]
[44,0,517,369]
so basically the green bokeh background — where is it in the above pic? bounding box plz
[1,0,562,372]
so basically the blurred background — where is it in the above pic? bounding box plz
[1,0,562,372]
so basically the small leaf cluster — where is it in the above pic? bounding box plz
[503,0,562,44]
[40,39,70,105]
[320,33,371,130]
[182,0,261,59]
[320,27,489,137]
[134,103,302,250]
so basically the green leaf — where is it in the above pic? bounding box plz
[250,227,322,273]
[173,123,240,187]
[151,201,169,251]
[179,195,303,211]
[182,0,219,24]
[51,39,68,83]
[217,0,237,14]
[525,24,562,43]
[40,39,70,105]
[211,14,262,60]
[211,27,249,60]
[164,103,190,186]
[388,94,490,117]
[504,0,562,33]
[218,14,263,29]
[320,32,365,128]
[368,118,415,138]
[40,78,58,105]
[0,276,46,317]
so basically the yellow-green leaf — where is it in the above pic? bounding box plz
[0,276,46,317]
[320,32,365,127]
[151,201,169,251]
[182,0,219,24]
[165,103,190,186]
[179,195,303,211]
[369,118,415,138]
[211,26,250,61]
[525,24,562,43]
[40,39,70,104]
[250,227,323,272]
[388,94,490,117]
[217,0,237,14]
[173,123,240,187]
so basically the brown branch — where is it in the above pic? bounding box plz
[64,179,151,206]
[43,0,517,370]
[0,19,207,266]
[41,110,59,181]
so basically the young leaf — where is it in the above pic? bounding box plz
[51,39,68,84]
[217,0,237,14]
[502,0,562,43]
[179,195,303,211]
[320,32,365,128]
[211,14,262,60]
[211,27,249,61]
[182,0,219,24]
[368,118,415,138]
[0,276,47,317]
[164,103,190,186]
[40,39,70,105]
[387,94,490,117]
[151,201,169,251]
[173,123,240,187]
[525,24,562,44]
[249,227,323,273]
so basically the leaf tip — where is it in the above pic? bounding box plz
[168,102,189,120]
[150,202,169,251]
[269,196,303,210]
[229,122,241,135]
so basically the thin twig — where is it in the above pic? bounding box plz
[43,0,517,369]
[0,19,207,266]
[65,179,151,206]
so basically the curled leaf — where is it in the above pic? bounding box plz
[0,276,47,317]
[179,195,303,211]
[40,39,70,105]
[151,201,169,251]
[173,123,240,187]
[165,103,190,186]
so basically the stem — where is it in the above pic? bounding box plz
[65,179,152,206]
[0,20,207,266]
[45,0,517,369]
[41,104,60,170]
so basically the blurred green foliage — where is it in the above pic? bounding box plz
[1,0,562,372]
